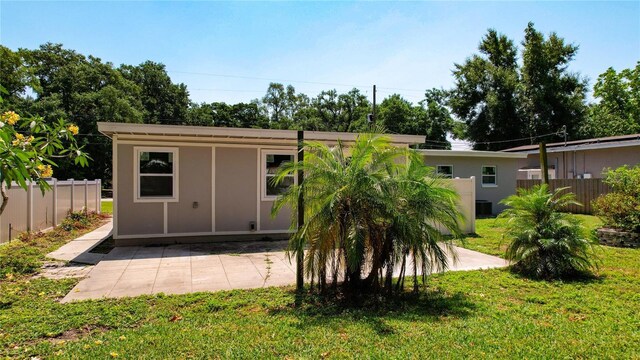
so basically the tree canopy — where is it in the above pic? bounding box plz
[0,27,634,182]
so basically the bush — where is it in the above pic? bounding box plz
[500,184,597,279]
[60,210,93,231]
[593,165,640,233]
[593,193,640,233]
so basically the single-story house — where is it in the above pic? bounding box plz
[503,133,640,179]
[98,122,435,246]
[420,149,527,215]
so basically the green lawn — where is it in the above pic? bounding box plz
[100,200,113,215]
[1,216,638,359]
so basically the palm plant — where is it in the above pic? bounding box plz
[271,132,463,296]
[499,184,597,279]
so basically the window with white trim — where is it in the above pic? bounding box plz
[481,165,497,186]
[436,165,453,179]
[136,148,178,200]
[264,152,295,198]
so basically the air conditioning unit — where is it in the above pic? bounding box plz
[583,173,592,179]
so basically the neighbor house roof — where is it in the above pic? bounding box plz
[419,149,527,159]
[503,133,640,154]
[97,122,425,146]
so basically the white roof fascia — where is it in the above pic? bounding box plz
[419,149,527,159]
[97,122,424,145]
[513,140,640,155]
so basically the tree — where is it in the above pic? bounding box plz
[271,133,463,297]
[450,29,523,150]
[0,85,89,216]
[416,89,454,149]
[19,44,144,183]
[378,94,415,134]
[580,63,640,138]
[119,61,189,124]
[499,185,597,279]
[261,83,298,128]
[520,22,588,142]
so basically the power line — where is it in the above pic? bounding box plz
[169,70,427,94]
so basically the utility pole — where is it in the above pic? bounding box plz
[296,130,304,305]
[372,85,377,125]
[539,142,549,184]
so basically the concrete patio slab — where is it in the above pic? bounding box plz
[61,237,508,302]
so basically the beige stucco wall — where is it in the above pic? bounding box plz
[167,147,212,233]
[261,201,292,231]
[115,143,294,240]
[423,155,520,214]
[117,144,165,236]
[519,145,640,179]
[215,147,258,232]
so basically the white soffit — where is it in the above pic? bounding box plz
[419,149,527,159]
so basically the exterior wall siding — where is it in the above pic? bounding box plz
[215,147,258,232]
[167,147,212,233]
[117,144,165,236]
[518,145,640,179]
[423,155,520,214]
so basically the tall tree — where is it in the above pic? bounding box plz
[17,43,145,182]
[416,89,454,149]
[580,63,640,137]
[120,61,190,124]
[520,22,587,141]
[378,94,415,134]
[449,29,523,150]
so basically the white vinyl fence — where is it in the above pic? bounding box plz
[0,179,102,243]
[444,177,476,234]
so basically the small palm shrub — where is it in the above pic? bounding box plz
[499,184,596,279]
[272,133,464,297]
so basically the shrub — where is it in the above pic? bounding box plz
[500,184,597,279]
[60,210,93,231]
[593,165,640,233]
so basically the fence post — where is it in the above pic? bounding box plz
[97,179,102,214]
[26,182,33,231]
[70,179,74,213]
[470,176,476,234]
[84,179,88,212]
[52,178,58,226]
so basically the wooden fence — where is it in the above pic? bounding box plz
[516,179,610,214]
[0,179,102,243]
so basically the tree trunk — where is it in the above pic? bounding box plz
[0,183,8,217]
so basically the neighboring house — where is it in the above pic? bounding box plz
[503,134,640,179]
[420,150,527,215]
[98,122,430,246]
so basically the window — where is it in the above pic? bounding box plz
[135,148,178,201]
[481,165,497,186]
[436,165,453,179]
[263,152,295,198]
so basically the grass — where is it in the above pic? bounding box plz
[0,211,109,278]
[100,200,113,215]
[1,215,638,359]
[456,214,603,257]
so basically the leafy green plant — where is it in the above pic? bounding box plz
[593,165,640,232]
[272,132,463,296]
[0,84,90,217]
[500,184,597,279]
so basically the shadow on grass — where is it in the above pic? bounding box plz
[268,288,477,335]
[507,266,604,284]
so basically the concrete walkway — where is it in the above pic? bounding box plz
[61,239,507,303]
[48,220,113,265]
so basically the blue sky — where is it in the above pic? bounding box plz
[1,1,639,105]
